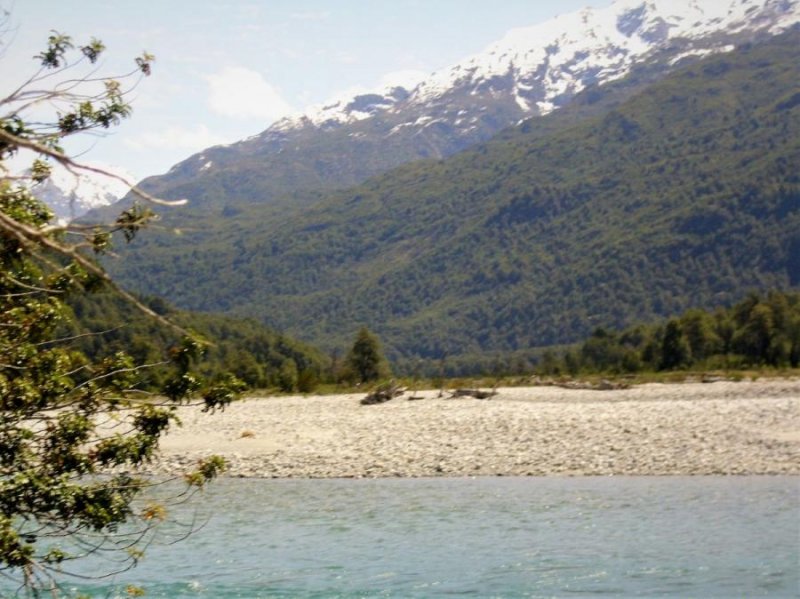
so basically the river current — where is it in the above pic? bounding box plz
[12,476,800,598]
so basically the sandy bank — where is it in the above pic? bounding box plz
[151,379,800,478]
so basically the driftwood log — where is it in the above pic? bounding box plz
[449,388,497,400]
[554,379,630,391]
[361,382,406,405]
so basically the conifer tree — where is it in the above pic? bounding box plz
[345,327,389,383]
[659,320,691,370]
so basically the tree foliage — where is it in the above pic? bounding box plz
[344,327,389,384]
[63,290,327,391]
[0,25,242,595]
[539,291,800,375]
[102,31,800,367]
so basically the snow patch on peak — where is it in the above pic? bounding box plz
[261,71,427,136]
[668,44,735,65]
[514,91,531,112]
[268,114,308,133]
[257,0,797,144]
[298,84,413,128]
[27,162,136,223]
[410,0,798,108]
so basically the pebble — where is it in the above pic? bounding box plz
[148,380,800,479]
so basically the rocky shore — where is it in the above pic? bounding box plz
[152,379,800,478]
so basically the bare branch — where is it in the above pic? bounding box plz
[0,209,191,338]
[0,128,188,209]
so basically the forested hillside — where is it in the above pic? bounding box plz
[544,291,800,375]
[64,292,326,390]
[107,31,800,363]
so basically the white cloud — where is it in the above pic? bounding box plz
[204,66,295,121]
[124,124,226,151]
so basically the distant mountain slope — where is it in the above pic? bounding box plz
[109,31,800,362]
[129,0,798,214]
[29,162,134,223]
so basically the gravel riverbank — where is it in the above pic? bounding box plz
[151,379,800,478]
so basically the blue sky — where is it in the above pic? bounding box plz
[3,1,608,179]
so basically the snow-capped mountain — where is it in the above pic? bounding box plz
[272,0,798,132]
[407,0,799,114]
[108,29,800,361]
[141,0,798,207]
[29,162,135,223]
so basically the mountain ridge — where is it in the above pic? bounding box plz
[108,31,800,363]
[124,0,798,214]
[29,162,134,223]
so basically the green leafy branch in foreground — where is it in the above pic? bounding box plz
[0,21,244,596]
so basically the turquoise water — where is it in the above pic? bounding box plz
[9,477,800,598]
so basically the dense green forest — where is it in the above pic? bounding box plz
[64,291,326,391]
[106,31,800,363]
[72,289,799,384]
[539,291,800,376]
